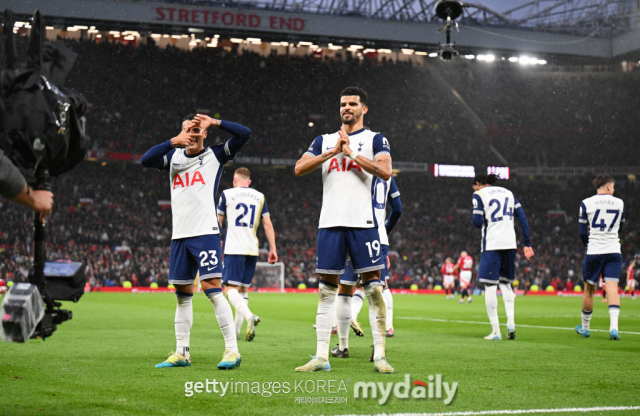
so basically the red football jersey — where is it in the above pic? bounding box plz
[441,263,456,275]
[628,265,635,280]
[457,255,474,271]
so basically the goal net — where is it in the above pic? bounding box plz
[252,262,285,292]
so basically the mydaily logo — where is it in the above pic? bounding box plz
[353,374,458,405]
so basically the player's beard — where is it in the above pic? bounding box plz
[341,110,361,125]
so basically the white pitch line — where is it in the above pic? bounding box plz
[397,317,640,335]
[340,406,640,416]
[407,315,636,319]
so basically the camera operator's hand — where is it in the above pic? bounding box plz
[2,149,52,223]
[12,184,54,223]
[33,190,54,222]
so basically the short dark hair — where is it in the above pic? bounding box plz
[340,87,368,106]
[593,175,614,189]
[473,173,499,186]
[182,114,197,123]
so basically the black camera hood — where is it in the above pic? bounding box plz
[1,9,87,185]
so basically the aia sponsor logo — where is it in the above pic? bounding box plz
[173,171,206,189]
[327,157,362,173]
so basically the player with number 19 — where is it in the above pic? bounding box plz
[575,175,625,340]
[141,114,251,370]
[294,86,394,373]
[472,173,534,341]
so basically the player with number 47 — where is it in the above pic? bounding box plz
[576,175,626,341]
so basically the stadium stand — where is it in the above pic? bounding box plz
[57,39,639,166]
[1,38,638,291]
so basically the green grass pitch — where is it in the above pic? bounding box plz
[1,292,639,416]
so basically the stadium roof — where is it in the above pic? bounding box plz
[6,0,640,60]
[132,0,639,38]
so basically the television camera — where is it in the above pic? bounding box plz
[434,0,465,61]
[0,9,87,342]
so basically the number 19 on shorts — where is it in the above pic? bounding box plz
[365,240,381,258]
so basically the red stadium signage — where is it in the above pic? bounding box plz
[155,7,306,31]
[93,287,587,296]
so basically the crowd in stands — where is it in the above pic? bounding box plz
[1,37,639,292]
[1,162,638,291]
[440,64,639,167]
[59,38,639,168]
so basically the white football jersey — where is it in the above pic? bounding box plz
[473,186,519,252]
[579,194,625,255]
[304,128,391,229]
[168,148,224,240]
[373,176,400,246]
[218,187,269,256]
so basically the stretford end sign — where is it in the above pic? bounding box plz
[155,7,305,31]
